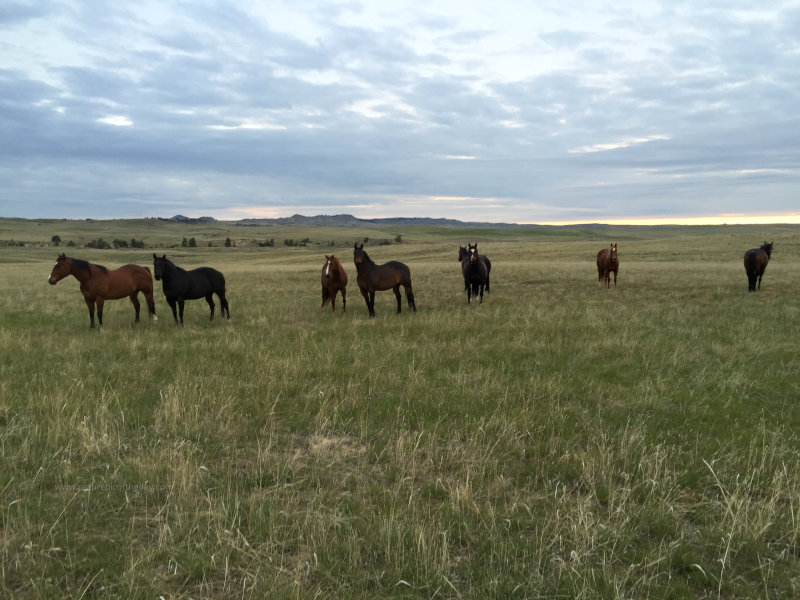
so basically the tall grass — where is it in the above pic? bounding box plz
[1,226,799,598]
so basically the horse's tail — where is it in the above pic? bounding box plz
[746,251,758,291]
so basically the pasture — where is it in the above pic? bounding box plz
[1,219,799,599]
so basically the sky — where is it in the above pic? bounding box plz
[1,0,799,224]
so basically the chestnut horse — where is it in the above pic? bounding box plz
[597,243,619,288]
[744,242,773,292]
[458,245,491,292]
[461,243,489,304]
[353,243,416,318]
[48,254,157,329]
[321,254,348,313]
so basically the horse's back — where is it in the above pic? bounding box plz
[384,260,412,281]
[597,249,608,267]
[193,266,226,292]
[102,264,152,298]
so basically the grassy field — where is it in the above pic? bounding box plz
[1,219,799,599]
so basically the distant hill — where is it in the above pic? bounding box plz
[235,213,527,228]
[163,215,218,224]
[161,213,678,231]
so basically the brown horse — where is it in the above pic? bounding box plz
[48,254,157,328]
[462,243,488,303]
[597,243,619,288]
[744,242,773,292]
[321,254,348,313]
[459,245,491,293]
[353,243,416,318]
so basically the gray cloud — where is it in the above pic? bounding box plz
[1,0,798,222]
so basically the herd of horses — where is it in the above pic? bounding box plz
[47,240,775,328]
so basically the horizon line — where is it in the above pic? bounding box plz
[4,213,800,226]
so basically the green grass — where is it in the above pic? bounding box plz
[1,221,799,598]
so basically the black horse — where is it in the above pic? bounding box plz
[353,243,416,318]
[461,243,489,304]
[152,254,230,324]
[744,242,773,292]
[458,245,491,292]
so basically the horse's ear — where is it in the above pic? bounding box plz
[153,253,157,259]
[162,254,166,259]
[58,253,65,259]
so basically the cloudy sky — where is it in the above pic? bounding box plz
[2,1,799,223]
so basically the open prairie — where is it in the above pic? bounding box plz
[1,219,799,599]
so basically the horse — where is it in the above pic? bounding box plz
[744,242,773,292]
[458,245,491,292]
[152,254,230,325]
[47,253,157,329]
[321,254,348,313]
[461,243,489,304]
[596,243,619,288]
[353,243,416,318]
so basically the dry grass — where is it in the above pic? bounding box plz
[1,224,799,598]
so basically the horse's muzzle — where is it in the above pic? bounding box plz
[48,277,57,285]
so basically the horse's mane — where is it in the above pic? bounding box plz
[70,257,107,273]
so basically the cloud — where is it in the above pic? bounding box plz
[0,1,798,222]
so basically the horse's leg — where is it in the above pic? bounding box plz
[406,285,416,312]
[129,293,141,323]
[359,287,371,317]
[368,291,376,318]
[96,297,105,329]
[221,294,230,319]
[85,297,96,329]
[341,286,346,313]
[167,298,179,325]
[330,290,336,313]
[393,285,402,313]
[321,285,329,308]
[178,299,185,325]
[205,293,215,320]
[144,289,157,321]
[613,269,617,288]
[479,283,484,303]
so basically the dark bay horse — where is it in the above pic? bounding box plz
[458,245,491,292]
[48,253,157,329]
[153,254,230,325]
[353,243,416,318]
[597,243,619,288]
[461,243,489,304]
[321,254,348,313]
[744,242,773,292]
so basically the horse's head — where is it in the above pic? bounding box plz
[324,255,336,276]
[48,253,71,285]
[609,243,618,263]
[458,246,468,262]
[353,243,366,265]
[468,243,479,263]
[762,242,773,257]
[153,254,169,281]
